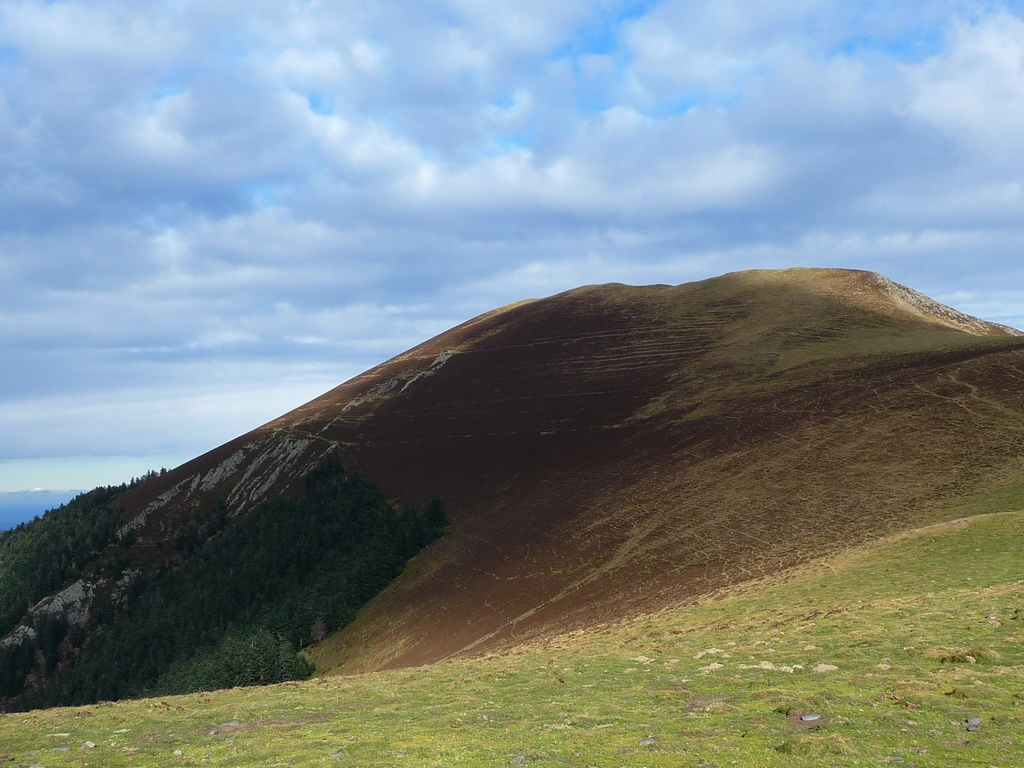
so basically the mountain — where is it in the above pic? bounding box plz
[4,268,1024,695]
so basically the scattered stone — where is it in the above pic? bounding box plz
[693,648,723,659]
[174,749,183,755]
[699,662,724,673]
[210,728,221,735]
[633,655,653,663]
[799,713,821,722]
[510,756,526,766]
[813,663,839,673]
[222,720,241,727]
[55,746,70,752]
[224,738,236,744]
[738,660,793,672]
[83,741,95,748]
[639,737,657,746]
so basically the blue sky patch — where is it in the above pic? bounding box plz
[307,93,334,116]
[551,0,658,60]
[833,26,946,63]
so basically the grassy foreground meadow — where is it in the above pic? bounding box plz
[2,493,1023,767]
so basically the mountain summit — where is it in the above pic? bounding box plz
[8,268,1024,687]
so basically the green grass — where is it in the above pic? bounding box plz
[2,506,1022,767]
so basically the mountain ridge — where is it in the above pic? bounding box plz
[5,267,1024,690]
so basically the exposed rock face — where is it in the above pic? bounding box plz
[869,274,1024,337]
[32,580,98,626]
[0,569,145,657]
[0,625,36,651]
[114,437,337,545]
[8,268,1024,677]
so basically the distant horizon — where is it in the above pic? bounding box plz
[0,455,190,529]
[0,489,83,530]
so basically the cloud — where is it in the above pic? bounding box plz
[1,0,1023,493]
[907,11,1024,164]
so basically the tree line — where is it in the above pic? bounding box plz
[0,456,446,708]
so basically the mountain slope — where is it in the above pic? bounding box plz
[8,268,1024,683]
[305,268,1024,672]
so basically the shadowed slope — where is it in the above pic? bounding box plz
[35,268,1024,675]
[304,268,1024,672]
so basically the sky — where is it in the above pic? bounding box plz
[2,0,1024,520]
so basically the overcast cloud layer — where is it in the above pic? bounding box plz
[2,0,1024,500]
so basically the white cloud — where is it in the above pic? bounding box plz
[0,364,357,462]
[907,12,1024,165]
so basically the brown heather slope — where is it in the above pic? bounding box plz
[100,268,1024,674]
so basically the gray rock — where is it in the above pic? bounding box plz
[510,756,526,766]
[966,717,982,726]
[799,713,821,722]
[639,736,657,746]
